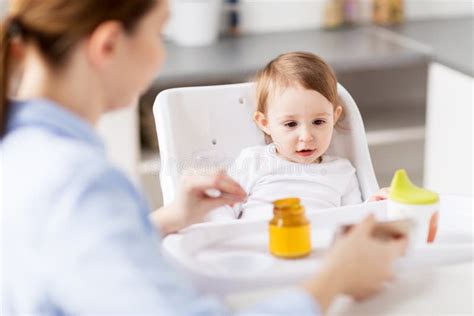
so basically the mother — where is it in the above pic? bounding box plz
[1,0,406,314]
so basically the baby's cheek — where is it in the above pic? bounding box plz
[317,134,331,148]
[321,129,334,145]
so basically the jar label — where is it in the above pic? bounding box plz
[269,224,311,258]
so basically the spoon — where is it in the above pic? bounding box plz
[234,196,273,219]
[205,189,273,219]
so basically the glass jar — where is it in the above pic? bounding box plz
[269,198,312,258]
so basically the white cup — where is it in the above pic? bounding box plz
[387,199,439,246]
[172,0,222,46]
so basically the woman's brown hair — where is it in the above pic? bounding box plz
[0,0,158,137]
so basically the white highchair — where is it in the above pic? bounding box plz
[153,82,379,206]
[154,84,473,297]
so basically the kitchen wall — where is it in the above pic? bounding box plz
[235,0,473,34]
[0,1,6,17]
[405,0,474,19]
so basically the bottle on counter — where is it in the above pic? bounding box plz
[372,0,404,25]
[269,198,312,258]
[172,0,223,46]
[226,0,240,36]
[343,0,359,25]
[324,0,364,29]
[323,0,345,29]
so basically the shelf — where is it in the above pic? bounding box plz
[362,104,426,146]
[366,126,425,146]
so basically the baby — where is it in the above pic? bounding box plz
[217,52,388,220]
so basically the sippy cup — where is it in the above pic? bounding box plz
[387,169,439,245]
[269,198,312,258]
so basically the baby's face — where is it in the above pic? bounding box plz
[256,84,341,164]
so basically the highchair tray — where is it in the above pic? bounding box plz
[162,195,473,294]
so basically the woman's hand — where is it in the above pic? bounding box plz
[367,187,390,202]
[150,170,246,236]
[303,214,407,312]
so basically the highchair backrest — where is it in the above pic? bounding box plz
[153,82,379,206]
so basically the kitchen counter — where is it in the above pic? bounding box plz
[152,25,430,89]
[383,17,473,77]
[151,17,473,89]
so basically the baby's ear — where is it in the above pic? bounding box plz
[333,105,343,125]
[253,111,271,135]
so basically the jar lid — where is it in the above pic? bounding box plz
[273,197,302,211]
[389,169,439,205]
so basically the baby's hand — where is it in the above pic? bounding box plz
[367,187,390,202]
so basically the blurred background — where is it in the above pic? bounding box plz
[3,0,472,209]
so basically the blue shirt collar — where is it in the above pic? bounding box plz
[7,98,104,150]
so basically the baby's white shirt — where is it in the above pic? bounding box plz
[209,144,363,221]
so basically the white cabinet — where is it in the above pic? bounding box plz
[424,63,473,196]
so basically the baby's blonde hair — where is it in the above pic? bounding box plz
[255,52,344,143]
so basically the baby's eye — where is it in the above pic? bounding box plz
[284,121,297,128]
[313,119,326,125]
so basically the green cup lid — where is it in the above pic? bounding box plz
[389,169,439,205]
